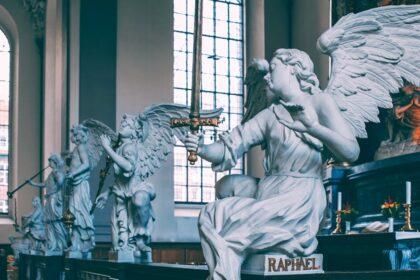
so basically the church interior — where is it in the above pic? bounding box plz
[0,0,419,279]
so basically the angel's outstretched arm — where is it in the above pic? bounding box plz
[197,140,225,164]
[27,180,45,188]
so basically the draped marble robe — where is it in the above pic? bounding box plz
[198,104,327,280]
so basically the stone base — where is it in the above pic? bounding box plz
[29,250,43,256]
[66,251,92,259]
[242,253,324,276]
[109,250,135,263]
[134,250,153,263]
[44,250,63,256]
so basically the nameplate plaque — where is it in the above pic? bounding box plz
[242,253,324,275]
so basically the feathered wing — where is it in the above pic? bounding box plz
[317,5,420,138]
[242,58,276,124]
[137,103,223,180]
[81,119,118,168]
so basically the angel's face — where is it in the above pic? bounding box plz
[265,58,293,98]
[71,129,88,144]
[119,117,136,138]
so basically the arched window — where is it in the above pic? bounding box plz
[173,0,244,204]
[0,28,10,214]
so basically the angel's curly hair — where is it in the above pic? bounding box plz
[71,124,89,144]
[273,49,320,95]
[48,154,64,168]
[122,114,149,141]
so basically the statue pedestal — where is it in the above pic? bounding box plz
[66,251,91,260]
[318,232,420,271]
[242,253,324,276]
[109,250,135,263]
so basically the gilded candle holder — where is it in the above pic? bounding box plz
[400,204,416,232]
[332,210,342,234]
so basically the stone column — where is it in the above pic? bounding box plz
[245,0,266,179]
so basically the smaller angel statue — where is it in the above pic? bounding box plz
[94,104,222,262]
[21,197,45,254]
[27,154,68,255]
[66,120,115,258]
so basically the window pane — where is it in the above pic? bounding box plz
[230,77,243,94]
[174,70,187,88]
[0,52,10,81]
[215,20,228,38]
[229,22,242,40]
[229,4,242,22]
[174,0,187,14]
[174,13,186,31]
[174,185,187,202]
[188,187,201,202]
[201,91,214,110]
[174,32,187,52]
[174,146,187,166]
[215,58,228,76]
[230,95,242,114]
[215,75,229,93]
[215,2,228,21]
[174,51,187,71]
[203,187,215,203]
[188,167,201,186]
[203,17,214,35]
[202,73,214,91]
[215,38,228,57]
[0,31,10,52]
[229,40,242,59]
[174,166,187,185]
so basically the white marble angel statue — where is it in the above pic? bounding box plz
[66,120,116,258]
[21,197,45,254]
[182,5,420,280]
[94,104,222,262]
[28,154,68,255]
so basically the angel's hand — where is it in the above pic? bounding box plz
[278,100,318,133]
[95,191,109,209]
[65,172,74,180]
[181,132,204,153]
[100,134,112,148]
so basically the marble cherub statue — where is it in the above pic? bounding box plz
[94,104,222,262]
[66,120,116,258]
[21,197,45,254]
[181,5,420,280]
[8,197,45,258]
[28,154,68,255]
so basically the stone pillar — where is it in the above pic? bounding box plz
[44,0,68,163]
[245,0,266,179]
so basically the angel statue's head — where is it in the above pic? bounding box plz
[266,49,320,98]
[48,154,64,170]
[70,124,89,144]
[119,114,149,142]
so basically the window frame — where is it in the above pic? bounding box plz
[0,25,13,216]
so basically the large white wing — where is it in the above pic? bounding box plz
[318,5,420,138]
[81,119,118,169]
[242,58,276,124]
[137,103,223,181]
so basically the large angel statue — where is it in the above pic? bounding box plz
[66,120,116,258]
[28,154,68,255]
[181,5,420,280]
[94,104,222,262]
